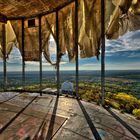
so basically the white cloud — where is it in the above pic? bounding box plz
[106,30,140,54]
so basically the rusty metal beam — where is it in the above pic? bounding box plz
[56,11,60,96]
[2,24,7,90]
[75,0,79,98]
[101,0,105,105]
[7,0,75,20]
[0,13,7,23]
[56,0,75,11]
[22,18,25,88]
[39,15,42,96]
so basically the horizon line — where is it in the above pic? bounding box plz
[0,69,140,72]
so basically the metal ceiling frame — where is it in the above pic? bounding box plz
[6,0,75,20]
[0,13,7,23]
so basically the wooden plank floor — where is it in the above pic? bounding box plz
[0,92,67,140]
[0,92,140,140]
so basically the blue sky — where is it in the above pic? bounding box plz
[0,30,140,71]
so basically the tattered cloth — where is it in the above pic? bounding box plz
[106,0,140,39]
[0,0,140,63]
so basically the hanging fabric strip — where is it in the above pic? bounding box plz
[106,0,140,39]
[0,21,17,59]
[105,0,115,30]
[6,21,17,58]
[58,3,76,62]
[10,20,22,53]
[23,18,39,61]
[128,0,140,31]
[78,0,101,59]
[42,13,56,65]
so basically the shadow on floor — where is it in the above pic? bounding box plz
[0,96,38,134]
[45,96,59,140]
[33,96,59,140]
[77,99,102,140]
[104,106,140,139]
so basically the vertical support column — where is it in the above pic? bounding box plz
[2,23,7,91]
[56,11,60,96]
[22,18,25,88]
[39,15,42,96]
[75,0,79,98]
[101,0,105,105]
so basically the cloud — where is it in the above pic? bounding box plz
[79,62,140,70]
[127,52,140,58]
[0,58,3,62]
[106,30,140,55]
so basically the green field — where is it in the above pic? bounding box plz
[0,70,140,119]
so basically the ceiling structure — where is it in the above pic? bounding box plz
[0,0,140,63]
[0,0,104,63]
[0,0,74,19]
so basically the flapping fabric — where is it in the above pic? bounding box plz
[10,20,22,53]
[105,0,115,30]
[11,16,56,63]
[78,0,101,59]
[0,21,16,59]
[42,13,56,65]
[5,21,17,58]
[24,18,39,61]
[58,3,76,62]
[106,0,140,39]
[128,0,140,31]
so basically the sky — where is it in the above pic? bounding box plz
[0,30,140,71]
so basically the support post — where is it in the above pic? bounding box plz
[56,11,60,96]
[22,18,25,88]
[101,0,105,105]
[2,24,7,91]
[0,13,7,23]
[39,15,42,96]
[75,0,79,98]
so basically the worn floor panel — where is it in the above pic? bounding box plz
[0,94,37,130]
[0,113,66,140]
[0,92,20,103]
[0,92,140,140]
